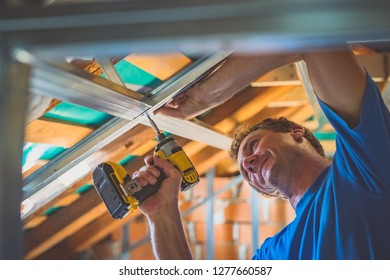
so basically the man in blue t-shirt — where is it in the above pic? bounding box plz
[132,47,390,259]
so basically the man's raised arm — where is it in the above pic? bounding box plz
[155,53,302,119]
[301,48,366,128]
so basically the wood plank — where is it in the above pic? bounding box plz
[22,177,92,227]
[22,159,48,178]
[191,147,230,176]
[25,204,107,259]
[232,86,294,123]
[36,212,143,259]
[25,119,93,148]
[252,64,300,87]
[23,188,104,259]
[23,216,48,231]
[124,52,192,81]
[92,124,155,164]
[199,85,265,126]
[251,54,389,86]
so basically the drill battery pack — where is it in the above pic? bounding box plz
[92,162,135,219]
[93,161,166,219]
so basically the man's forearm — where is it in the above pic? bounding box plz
[147,206,192,260]
[200,53,302,106]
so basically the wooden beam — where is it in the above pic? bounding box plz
[22,176,92,228]
[23,188,105,259]
[191,147,230,176]
[70,56,125,76]
[22,159,48,179]
[91,124,156,164]
[124,52,192,81]
[199,86,268,126]
[252,64,300,87]
[252,54,389,86]
[24,119,93,148]
[232,86,294,123]
[36,211,143,260]
[267,86,308,108]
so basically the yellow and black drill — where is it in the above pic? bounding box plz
[92,114,199,219]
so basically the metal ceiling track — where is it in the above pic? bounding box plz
[1,0,390,57]
[0,43,28,259]
[21,50,232,219]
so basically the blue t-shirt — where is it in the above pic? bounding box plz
[252,74,390,259]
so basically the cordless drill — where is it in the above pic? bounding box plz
[92,114,200,219]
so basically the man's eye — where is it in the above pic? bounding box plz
[250,141,257,151]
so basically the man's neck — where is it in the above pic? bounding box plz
[288,157,330,210]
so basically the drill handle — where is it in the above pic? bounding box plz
[133,166,166,204]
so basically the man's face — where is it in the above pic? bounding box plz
[237,128,298,196]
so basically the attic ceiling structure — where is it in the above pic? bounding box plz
[1,0,390,260]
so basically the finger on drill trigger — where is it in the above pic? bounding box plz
[143,156,161,177]
[144,154,153,165]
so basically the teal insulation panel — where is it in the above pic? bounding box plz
[43,102,112,127]
[105,60,162,88]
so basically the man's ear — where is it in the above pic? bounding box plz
[290,125,305,142]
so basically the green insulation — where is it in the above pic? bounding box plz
[118,155,139,166]
[314,131,337,141]
[104,60,162,88]
[22,143,66,167]
[43,102,112,127]
[43,206,62,216]
[76,184,93,195]
[39,146,67,160]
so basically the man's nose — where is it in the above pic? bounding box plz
[243,154,257,173]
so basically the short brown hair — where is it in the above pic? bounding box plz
[229,117,325,160]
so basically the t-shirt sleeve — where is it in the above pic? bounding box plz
[318,73,390,193]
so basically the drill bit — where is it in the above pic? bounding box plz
[146,113,165,141]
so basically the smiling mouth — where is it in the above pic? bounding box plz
[259,154,270,179]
